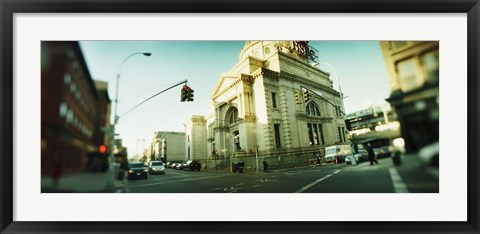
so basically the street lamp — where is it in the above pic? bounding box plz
[312,61,345,114]
[106,52,151,190]
[114,52,152,126]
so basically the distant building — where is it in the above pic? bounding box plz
[150,131,186,163]
[184,116,207,162]
[346,105,397,133]
[345,104,401,146]
[41,41,110,175]
[188,41,347,169]
[379,41,439,152]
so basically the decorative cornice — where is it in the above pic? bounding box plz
[212,74,254,100]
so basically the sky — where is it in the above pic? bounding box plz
[79,41,390,157]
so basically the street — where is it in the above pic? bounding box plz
[117,156,438,193]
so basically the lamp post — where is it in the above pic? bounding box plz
[313,61,345,114]
[314,61,349,144]
[106,52,151,190]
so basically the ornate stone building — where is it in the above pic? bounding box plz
[191,41,347,169]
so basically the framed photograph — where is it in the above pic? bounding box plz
[1,0,479,233]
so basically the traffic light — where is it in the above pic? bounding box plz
[295,91,302,104]
[187,87,194,102]
[181,85,189,102]
[303,89,310,102]
[99,144,107,154]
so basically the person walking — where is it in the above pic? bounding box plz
[263,160,269,173]
[366,143,379,165]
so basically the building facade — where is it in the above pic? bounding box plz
[190,41,348,170]
[150,131,186,163]
[379,41,439,152]
[41,41,111,176]
[184,116,208,162]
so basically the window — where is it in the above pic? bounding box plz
[312,124,319,145]
[66,109,73,123]
[307,123,324,146]
[271,92,277,108]
[306,102,320,116]
[63,73,71,85]
[319,124,325,144]
[307,123,313,145]
[422,51,439,83]
[338,127,343,142]
[274,124,281,148]
[229,109,238,124]
[59,102,68,118]
[397,59,419,92]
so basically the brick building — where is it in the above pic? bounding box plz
[41,41,111,176]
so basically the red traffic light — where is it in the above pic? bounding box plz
[99,145,107,154]
[183,85,189,91]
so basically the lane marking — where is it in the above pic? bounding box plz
[211,187,221,191]
[252,184,260,188]
[293,169,341,193]
[295,174,332,193]
[389,167,409,193]
[130,175,223,188]
[256,179,279,183]
[236,183,244,186]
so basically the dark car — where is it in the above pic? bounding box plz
[184,160,201,171]
[127,162,148,180]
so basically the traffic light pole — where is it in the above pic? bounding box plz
[119,80,188,119]
[299,86,346,116]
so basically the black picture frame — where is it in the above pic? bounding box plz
[1,0,479,233]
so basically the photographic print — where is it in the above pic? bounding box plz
[2,1,478,232]
[40,40,439,193]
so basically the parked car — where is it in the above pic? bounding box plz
[374,146,392,159]
[345,153,366,164]
[127,162,148,180]
[148,161,165,174]
[172,162,184,170]
[165,161,173,168]
[183,160,201,171]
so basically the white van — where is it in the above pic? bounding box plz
[324,145,351,163]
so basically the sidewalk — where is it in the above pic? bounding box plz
[41,171,126,193]
[202,164,314,174]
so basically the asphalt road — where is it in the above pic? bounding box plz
[120,156,438,193]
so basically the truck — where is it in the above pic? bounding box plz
[324,145,351,163]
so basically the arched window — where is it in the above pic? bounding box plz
[229,108,238,124]
[306,102,321,116]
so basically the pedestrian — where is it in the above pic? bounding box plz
[263,160,269,173]
[366,143,379,165]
